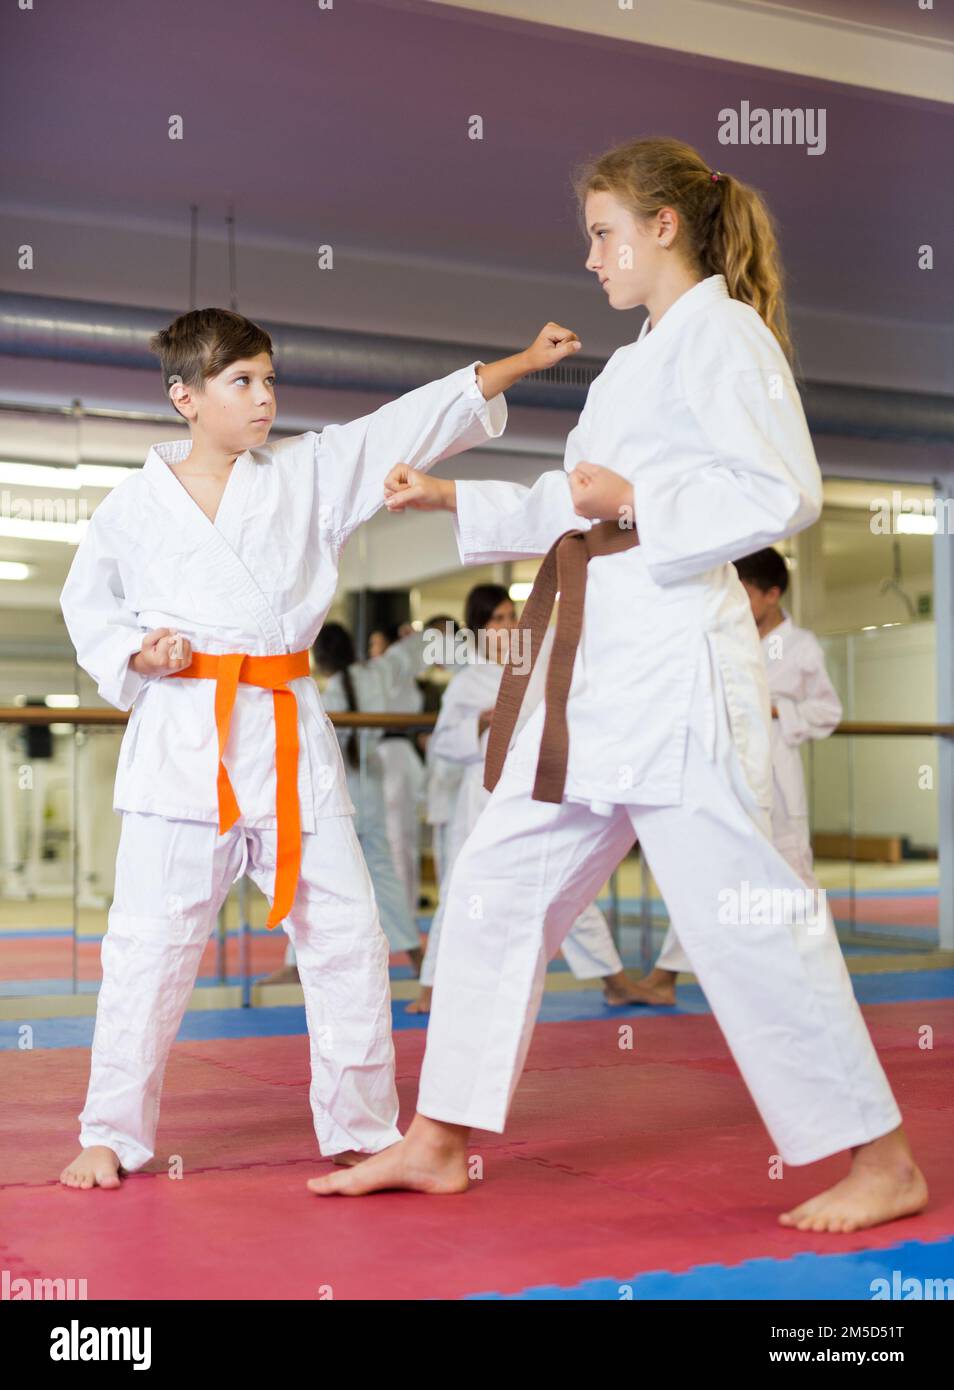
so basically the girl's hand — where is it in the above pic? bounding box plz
[567,462,635,525]
[522,322,582,374]
[383,465,453,512]
[131,628,192,676]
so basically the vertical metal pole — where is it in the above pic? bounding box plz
[933,470,954,949]
[215,902,226,984]
[607,868,620,952]
[639,850,653,971]
[71,723,79,995]
[239,875,251,1008]
[846,634,857,934]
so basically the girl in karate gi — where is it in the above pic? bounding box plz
[408,582,652,1013]
[648,546,844,998]
[58,304,577,1188]
[310,138,927,1232]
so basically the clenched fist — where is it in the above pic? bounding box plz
[522,322,582,373]
[567,462,636,525]
[130,627,193,676]
[383,467,454,513]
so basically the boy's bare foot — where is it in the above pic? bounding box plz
[405,986,432,1015]
[307,1116,468,1197]
[258,965,301,986]
[779,1128,928,1233]
[601,970,674,1007]
[59,1146,123,1190]
[631,967,678,1006]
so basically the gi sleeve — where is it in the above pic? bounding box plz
[775,635,843,746]
[316,362,507,543]
[373,630,429,702]
[453,470,592,565]
[635,367,822,586]
[59,511,152,712]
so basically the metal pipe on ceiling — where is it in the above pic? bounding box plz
[1,291,952,443]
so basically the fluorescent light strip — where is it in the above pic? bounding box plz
[0,560,31,580]
[0,517,88,544]
[0,461,134,490]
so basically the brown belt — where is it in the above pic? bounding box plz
[484,518,640,804]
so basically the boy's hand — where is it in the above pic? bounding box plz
[568,462,636,526]
[522,322,582,374]
[383,465,453,513]
[475,324,582,399]
[131,628,193,676]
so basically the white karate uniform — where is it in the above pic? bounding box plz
[656,610,842,973]
[425,740,464,892]
[374,638,427,920]
[419,643,623,987]
[416,276,901,1165]
[59,363,506,1169]
[310,654,421,955]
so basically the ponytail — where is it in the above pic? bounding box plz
[574,136,795,369]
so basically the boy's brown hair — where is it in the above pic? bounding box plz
[148,307,274,416]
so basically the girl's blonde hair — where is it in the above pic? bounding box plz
[574,136,794,367]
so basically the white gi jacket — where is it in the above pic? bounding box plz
[430,630,555,839]
[450,275,822,814]
[764,612,842,826]
[60,365,506,831]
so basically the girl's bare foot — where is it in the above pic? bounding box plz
[258,965,301,986]
[307,1116,468,1197]
[405,986,432,1015]
[779,1128,928,1233]
[601,970,674,1007]
[59,1146,122,1190]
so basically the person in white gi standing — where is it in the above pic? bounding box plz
[409,582,651,1013]
[310,138,926,1234]
[646,545,843,998]
[264,622,429,985]
[370,624,429,919]
[57,303,577,1189]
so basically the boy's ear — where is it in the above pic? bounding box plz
[168,375,197,422]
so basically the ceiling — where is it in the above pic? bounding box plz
[1,0,951,324]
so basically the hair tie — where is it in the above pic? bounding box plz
[710,171,722,182]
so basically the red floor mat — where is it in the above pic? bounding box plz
[1,1003,951,1299]
[0,933,418,981]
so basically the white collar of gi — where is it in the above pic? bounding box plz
[143,438,255,540]
[634,273,728,347]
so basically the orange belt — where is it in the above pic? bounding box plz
[168,649,311,930]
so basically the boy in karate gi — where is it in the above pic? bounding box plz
[58,305,578,1189]
[645,545,844,998]
[310,138,926,1233]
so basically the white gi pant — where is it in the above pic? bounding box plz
[656,801,819,974]
[378,738,425,918]
[417,670,902,1166]
[420,811,623,988]
[80,810,402,1171]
